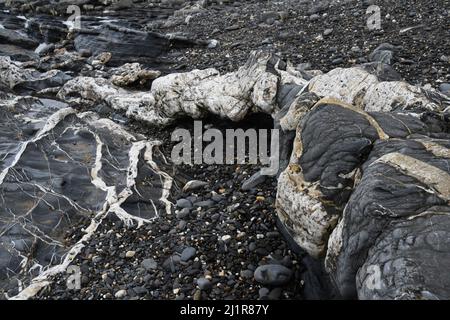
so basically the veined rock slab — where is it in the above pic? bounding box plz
[0,95,172,299]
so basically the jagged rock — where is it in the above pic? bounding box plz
[0,56,72,93]
[182,180,208,192]
[110,63,161,87]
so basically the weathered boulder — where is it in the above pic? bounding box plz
[58,51,305,125]
[276,94,450,299]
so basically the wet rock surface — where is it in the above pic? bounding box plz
[0,0,449,301]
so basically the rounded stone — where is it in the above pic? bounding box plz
[254,264,293,286]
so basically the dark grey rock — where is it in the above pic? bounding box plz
[182,180,208,192]
[241,171,266,191]
[180,247,196,262]
[254,264,293,286]
[197,277,212,291]
[176,208,190,219]
[258,287,270,299]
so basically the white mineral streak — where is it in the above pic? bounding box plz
[308,67,379,106]
[8,111,173,300]
[363,81,440,112]
[4,51,448,298]
[0,107,77,185]
[325,213,346,273]
[0,56,28,88]
[372,152,450,200]
[56,53,447,131]
[415,139,450,159]
[110,63,161,87]
[276,170,338,258]
[144,142,173,216]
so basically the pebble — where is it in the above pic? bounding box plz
[193,289,202,300]
[125,250,136,258]
[114,289,127,298]
[197,277,212,291]
[440,55,450,63]
[176,208,190,219]
[439,83,450,96]
[268,287,282,300]
[309,14,320,21]
[183,180,208,192]
[254,264,293,286]
[176,198,193,209]
[181,246,197,261]
[141,258,157,270]
[221,235,232,242]
[332,57,344,65]
[259,287,270,299]
[193,200,215,208]
[240,269,254,279]
[241,171,266,191]
[323,28,333,36]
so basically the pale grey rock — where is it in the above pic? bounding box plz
[182,180,208,192]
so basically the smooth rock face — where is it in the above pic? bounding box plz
[197,277,212,291]
[254,264,293,286]
[180,247,196,261]
[74,26,170,67]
